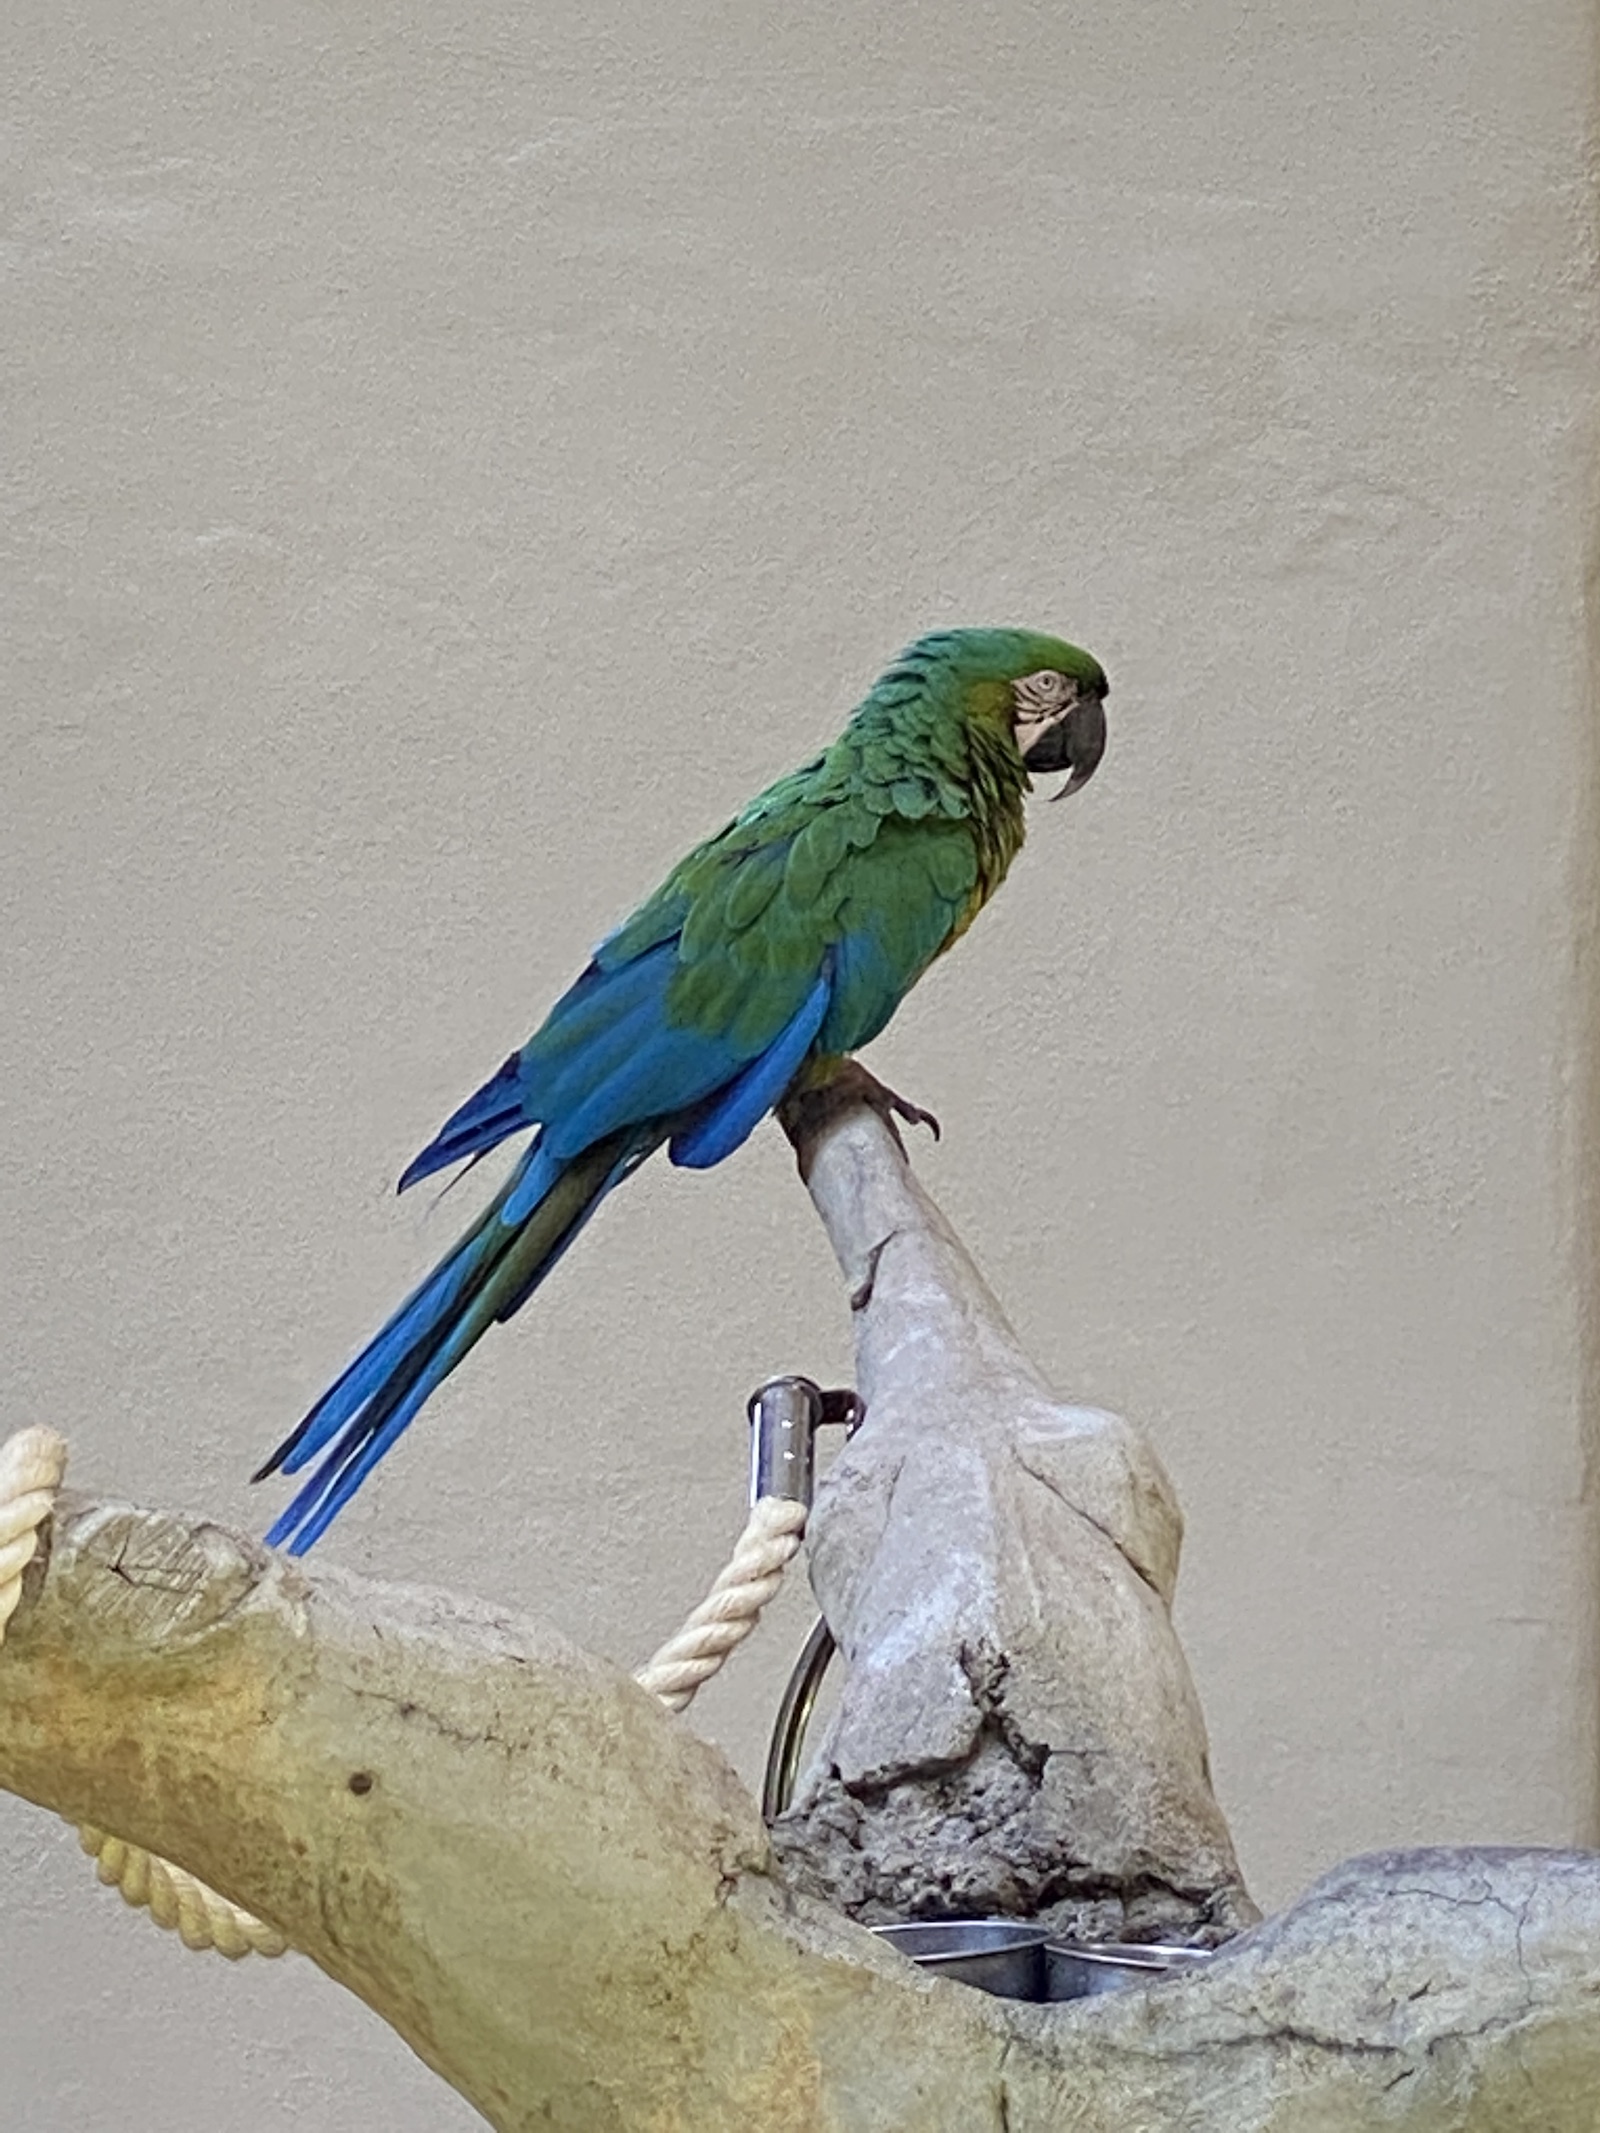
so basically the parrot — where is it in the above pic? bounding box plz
[254,626,1108,1551]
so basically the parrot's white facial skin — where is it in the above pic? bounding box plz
[1009,668,1080,755]
[1009,667,1108,795]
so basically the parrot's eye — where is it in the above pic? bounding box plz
[1012,669,1069,714]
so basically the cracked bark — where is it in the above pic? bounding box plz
[772,1093,1257,1943]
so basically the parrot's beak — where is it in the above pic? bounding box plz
[1022,689,1108,798]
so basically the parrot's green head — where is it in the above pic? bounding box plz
[906,628,1109,799]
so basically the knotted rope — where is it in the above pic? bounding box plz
[0,1427,807,1960]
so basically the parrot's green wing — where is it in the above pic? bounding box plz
[597,722,986,1062]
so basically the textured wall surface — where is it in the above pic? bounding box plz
[3,1,1596,2125]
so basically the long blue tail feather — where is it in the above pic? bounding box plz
[492,1137,655,1323]
[252,1190,507,1483]
[259,1128,652,1552]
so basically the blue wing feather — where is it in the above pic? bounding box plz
[397,1053,529,1192]
[397,950,678,1189]
[669,971,831,1169]
[401,934,818,1182]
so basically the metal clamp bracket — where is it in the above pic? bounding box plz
[745,1375,862,1825]
[746,1376,862,1509]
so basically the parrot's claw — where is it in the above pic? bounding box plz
[821,1058,943,1143]
[872,1078,943,1143]
[779,1059,942,1167]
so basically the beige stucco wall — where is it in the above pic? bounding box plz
[4,1,1596,2124]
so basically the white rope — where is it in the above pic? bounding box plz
[0,1426,67,1642]
[0,1426,288,1960]
[633,1495,808,1712]
[76,1824,289,1959]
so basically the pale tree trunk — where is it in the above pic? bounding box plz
[771,1085,1254,1942]
[2,1095,1597,2130]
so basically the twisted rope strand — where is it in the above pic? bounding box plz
[633,1495,808,1712]
[0,1427,66,1641]
[78,1825,289,1959]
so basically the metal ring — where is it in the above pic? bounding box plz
[761,1615,836,1823]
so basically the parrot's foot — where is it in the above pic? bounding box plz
[849,1063,942,1144]
[779,1059,941,1173]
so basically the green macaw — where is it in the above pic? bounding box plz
[256,626,1108,1549]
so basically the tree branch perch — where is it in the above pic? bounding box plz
[774,1089,1253,1941]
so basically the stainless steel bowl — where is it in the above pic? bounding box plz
[871,1919,1050,2000]
[1044,1940,1214,1999]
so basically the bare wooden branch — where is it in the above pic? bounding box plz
[774,1088,1256,1942]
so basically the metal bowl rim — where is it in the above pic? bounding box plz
[870,1919,1052,1963]
[1044,1939,1213,1966]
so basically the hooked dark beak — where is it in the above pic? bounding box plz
[1021,689,1108,798]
